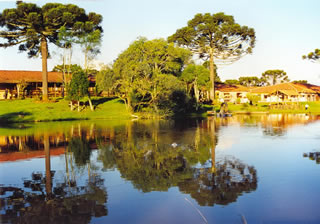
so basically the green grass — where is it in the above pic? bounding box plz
[224,102,320,114]
[0,97,131,124]
[1,98,320,124]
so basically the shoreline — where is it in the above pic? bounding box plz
[0,98,320,125]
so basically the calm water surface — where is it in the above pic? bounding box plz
[0,114,320,224]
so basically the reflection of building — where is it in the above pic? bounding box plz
[0,146,65,162]
[0,124,116,162]
[217,114,320,137]
[219,114,320,127]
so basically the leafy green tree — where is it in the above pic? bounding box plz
[225,79,240,85]
[181,64,210,106]
[112,37,191,113]
[168,12,256,100]
[239,76,262,87]
[261,69,289,86]
[96,65,116,95]
[53,64,82,97]
[52,64,82,74]
[0,2,102,101]
[67,69,93,111]
[246,93,260,105]
[302,49,320,63]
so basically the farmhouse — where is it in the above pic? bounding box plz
[215,82,320,103]
[251,83,318,102]
[215,83,250,103]
[0,70,96,99]
[0,70,63,99]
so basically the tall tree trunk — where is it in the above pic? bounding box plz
[210,119,216,173]
[209,48,215,101]
[64,135,70,186]
[18,137,22,151]
[62,48,66,98]
[88,95,94,111]
[194,124,200,151]
[66,47,73,92]
[88,162,91,182]
[194,80,200,110]
[16,84,20,99]
[41,37,48,101]
[84,48,88,73]
[44,134,52,197]
[127,95,132,112]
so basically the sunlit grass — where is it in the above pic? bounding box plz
[0,97,131,123]
[1,98,320,124]
[225,101,320,114]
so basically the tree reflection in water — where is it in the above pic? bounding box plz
[303,151,320,164]
[0,132,107,224]
[178,157,257,206]
[97,118,258,206]
[0,175,107,224]
[68,136,91,167]
[1,115,320,221]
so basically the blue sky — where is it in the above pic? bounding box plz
[1,0,320,84]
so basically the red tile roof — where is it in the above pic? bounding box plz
[0,70,63,83]
[0,147,65,162]
[294,83,320,93]
[251,83,317,94]
[216,83,250,92]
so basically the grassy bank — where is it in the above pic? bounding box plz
[1,98,320,124]
[221,102,320,114]
[0,97,131,123]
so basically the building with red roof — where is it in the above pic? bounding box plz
[251,82,318,102]
[216,83,251,103]
[216,82,320,103]
[0,70,63,99]
[0,70,96,99]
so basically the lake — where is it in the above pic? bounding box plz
[0,114,320,224]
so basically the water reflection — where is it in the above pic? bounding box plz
[0,174,107,223]
[0,114,319,222]
[96,119,257,206]
[178,157,257,206]
[0,129,108,224]
[215,113,320,136]
[303,151,320,164]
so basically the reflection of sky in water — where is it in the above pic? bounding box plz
[216,118,320,223]
[0,116,319,223]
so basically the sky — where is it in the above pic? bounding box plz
[0,0,320,85]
